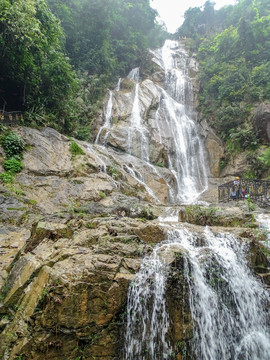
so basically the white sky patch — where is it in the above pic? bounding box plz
[151,0,237,33]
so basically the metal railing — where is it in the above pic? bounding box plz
[218,179,270,207]
[0,110,22,124]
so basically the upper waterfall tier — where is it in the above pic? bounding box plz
[94,40,208,204]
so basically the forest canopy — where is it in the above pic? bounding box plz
[0,0,166,138]
[177,0,270,173]
[1,0,269,158]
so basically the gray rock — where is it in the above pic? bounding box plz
[252,102,270,143]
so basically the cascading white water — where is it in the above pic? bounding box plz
[124,226,270,359]
[256,213,270,247]
[95,90,114,145]
[153,40,208,203]
[128,67,140,82]
[122,163,159,202]
[115,77,122,91]
[95,77,122,145]
[127,69,150,161]
[124,41,208,203]
[185,227,270,360]
[124,242,172,360]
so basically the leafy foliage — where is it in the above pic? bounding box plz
[47,0,165,78]
[0,0,166,138]
[177,0,270,163]
[258,147,270,166]
[3,158,23,174]
[0,172,14,184]
[182,205,218,226]
[0,132,24,184]
[0,0,77,114]
[69,141,84,157]
[0,132,25,158]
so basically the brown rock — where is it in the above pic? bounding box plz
[134,223,167,244]
[252,102,270,143]
[199,119,224,177]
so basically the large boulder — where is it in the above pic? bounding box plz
[221,152,248,177]
[198,119,224,177]
[16,127,72,176]
[0,215,164,360]
[252,103,270,143]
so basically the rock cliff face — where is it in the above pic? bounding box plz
[93,40,224,182]
[253,103,270,144]
[0,41,269,360]
[0,126,163,359]
[0,126,269,359]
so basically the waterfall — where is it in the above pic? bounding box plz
[125,41,208,203]
[127,68,150,161]
[94,40,208,204]
[122,40,269,360]
[256,213,270,247]
[95,77,122,145]
[124,226,270,359]
[115,78,122,91]
[95,90,113,145]
[124,241,172,359]
[128,67,140,82]
[153,40,208,203]
[186,227,270,360]
[128,82,150,161]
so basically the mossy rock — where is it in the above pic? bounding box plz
[178,205,255,227]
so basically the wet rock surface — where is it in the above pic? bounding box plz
[253,102,270,143]
[0,43,269,357]
[0,121,269,359]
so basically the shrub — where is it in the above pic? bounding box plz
[3,158,23,174]
[181,205,217,226]
[107,165,119,179]
[0,172,14,184]
[138,206,156,220]
[258,147,270,167]
[99,191,106,199]
[155,162,165,168]
[219,158,227,172]
[1,132,25,158]
[69,141,84,156]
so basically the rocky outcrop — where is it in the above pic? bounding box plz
[0,215,155,360]
[0,43,269,359]
[253,102,270,143]
[220,151,248,177]
[93,42,225,179]
[0,125,174,359]
[0,154,269,360]
[198,119,224,177]
[1,126,177,210]
[178,204,256,227]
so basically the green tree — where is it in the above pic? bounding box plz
[189,0,270,156]
[0,0,77,113]
[45,0,166,134]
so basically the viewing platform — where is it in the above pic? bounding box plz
[218,179,270,208]
[0,110,23,125]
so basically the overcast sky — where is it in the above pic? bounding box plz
[151,0,237,33]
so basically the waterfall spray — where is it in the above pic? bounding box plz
[124,226,270,359]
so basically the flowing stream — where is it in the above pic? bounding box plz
[124,225,270,360]
[152,40,208,203]
[95,90,113,145]
[95,40,208,204]
[91,39,270,360]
